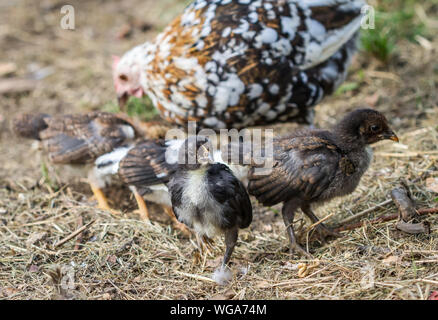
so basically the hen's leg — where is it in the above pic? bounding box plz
[195,234,214,255]
[301,203,341,242]
[282,200,312,258]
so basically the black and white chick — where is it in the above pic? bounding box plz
[247,108,399,257]
[167,136,252,284]
[118,139,192,235]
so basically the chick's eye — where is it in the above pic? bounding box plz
[119,74,128,81]
[370,125,380,132]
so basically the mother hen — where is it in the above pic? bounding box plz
[114,0,366,129]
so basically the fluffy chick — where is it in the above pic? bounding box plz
[247,109,399,257]
[168,136,252,284]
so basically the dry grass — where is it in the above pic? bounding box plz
[0,0,437,300]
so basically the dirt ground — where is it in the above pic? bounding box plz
[0,0,437,300]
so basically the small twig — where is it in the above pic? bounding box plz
[335,207,438,233]
[306,212,335,232]
[420,279,438,286]
[175,271,216,283]
[335,215,397,232]
[391,186,417,222]
[336,199,393,226]
[73,215,84,251]
[54,220,95,248]
[418,208,438,215]
[375,152,421,158]
[396,220,430,234]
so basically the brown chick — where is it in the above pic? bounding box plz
[12,111,140,212]
[247,109,399,257]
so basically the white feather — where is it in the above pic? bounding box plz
[91,146,133,188]
[212,265,233,285]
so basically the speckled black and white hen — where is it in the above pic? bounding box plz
[113,0,366,129]
[247,109,399,256]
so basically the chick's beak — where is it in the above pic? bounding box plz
[198,145,212,165]
[384,131,399,142]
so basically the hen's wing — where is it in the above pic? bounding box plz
[38,112,137,164]
[247,134,341,206]
[298,0,365,70]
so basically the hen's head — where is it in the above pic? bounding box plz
[112,45,145,109]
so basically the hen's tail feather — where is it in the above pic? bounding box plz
[12,113,50,140]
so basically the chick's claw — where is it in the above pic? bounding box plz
[314,224,342,243]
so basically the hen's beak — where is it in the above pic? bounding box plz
[117,93,129,111]
[384,131,399,142]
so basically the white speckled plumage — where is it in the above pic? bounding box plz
[115,0,366,129]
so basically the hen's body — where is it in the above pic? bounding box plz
[116,0,365,129]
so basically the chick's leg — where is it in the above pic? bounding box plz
[223,228,238,267]
[301,203,341,242]
[282,200,313,258]
[196,234,214,255]
[133,189,149,221]
[90,183,115,212]
[164,206,192,237]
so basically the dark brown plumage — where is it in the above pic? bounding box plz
[247,109,399,256]
[12,113,50,140]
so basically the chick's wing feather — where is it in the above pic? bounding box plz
[38,112,136,164]
[248,135,340,206]
[209,164,253,230]
[119,139,177,188]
